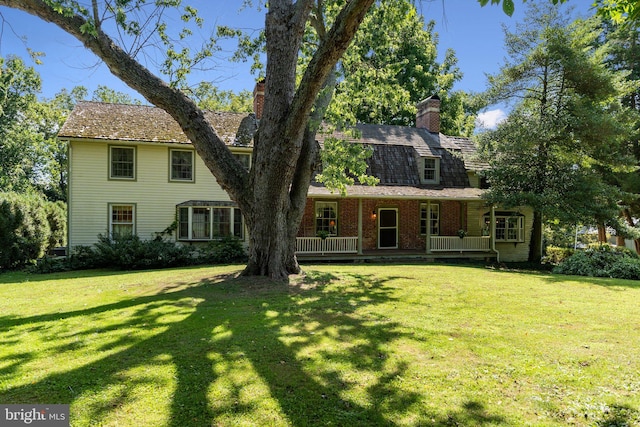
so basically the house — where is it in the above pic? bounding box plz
[59,84,533,262]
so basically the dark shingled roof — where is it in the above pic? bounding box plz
[317,122,482,189]
[58,101,251,145]
[367,145,420,185]
[441,135,488,171]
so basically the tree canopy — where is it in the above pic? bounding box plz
[0,0,379,280]
[323,0,475,135]
[478,3,637,261]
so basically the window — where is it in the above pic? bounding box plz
[484,212,525,242]
[177,205,244,241]
[315,201,337,236]
[192,208,211,239]
[419,157,440,184]
[233,153,251,171]
[110,146,135,179]
[109,204,135,237]
[170,149,194,181]
[420,203,439,235]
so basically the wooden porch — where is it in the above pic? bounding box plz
[295,236,496,262]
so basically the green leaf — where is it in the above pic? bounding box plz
[502,0,515,17]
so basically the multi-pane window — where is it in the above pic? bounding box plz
[110,146,135,179]
[177,205,243,241]
[485,213,525,242]
[315,201,337,236]
[420,203,439,235]
[192,208,211,239]
[423,158,436,181]
[419,157,439,184]
[233,153,251,171]
[170,149,194,181]
[109,204,135,237]
[212,208,231,238]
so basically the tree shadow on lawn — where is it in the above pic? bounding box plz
[542,273,640,290]
[0,269,506,426]
[482,264,640,290]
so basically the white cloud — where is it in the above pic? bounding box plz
[476,109,507,130]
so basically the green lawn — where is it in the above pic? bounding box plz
[0,264,638,426]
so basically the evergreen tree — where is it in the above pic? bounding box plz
[479,4,635,262]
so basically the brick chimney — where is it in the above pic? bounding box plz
[416,95,440,133]
[252,79,265,119]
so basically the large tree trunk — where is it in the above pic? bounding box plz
[597,223,607,243]
[5,0,374,281]
[528,210,543,263]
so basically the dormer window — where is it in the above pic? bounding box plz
[420,157,440,184]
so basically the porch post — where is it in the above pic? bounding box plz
[426,200,432,254]
[357,199,363,255]
[491,205,499,262]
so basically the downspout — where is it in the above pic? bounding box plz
[491,205,500,262]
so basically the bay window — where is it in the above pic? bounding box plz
[177,203,243,241]
[484,212,525,242]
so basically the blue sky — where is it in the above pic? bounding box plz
[0,1,593,127]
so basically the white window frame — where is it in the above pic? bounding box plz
[170,149,195,182]
[177,205,244,241]
[315,201,338,236]
[420,203,439,235]
[109,204,136,237]
[109,146,136,180]
[486,213,525,242]
[419,157,440,184]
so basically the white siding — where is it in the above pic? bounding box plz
[68,140,234,248]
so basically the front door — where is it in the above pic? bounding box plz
[378,208,398,249]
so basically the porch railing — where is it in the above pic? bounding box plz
[296,237,358,254]
[430,236,491,252]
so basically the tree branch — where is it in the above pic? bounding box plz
[1,0,251,208]
[286,0,374,141]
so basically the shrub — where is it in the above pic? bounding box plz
[44,201,67,251]
[92,234,196,270]
[553,244,640,280]
[0,192,52,270]
[31,234,247,273]
[544,246,575,264]
[201,237,247,264]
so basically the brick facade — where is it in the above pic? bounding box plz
[298,197,468,251]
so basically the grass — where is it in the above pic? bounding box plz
[0,264,639,426]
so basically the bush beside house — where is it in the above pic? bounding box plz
[553,244,640,280]
[0,192,66,270]
[33,234,247,273]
